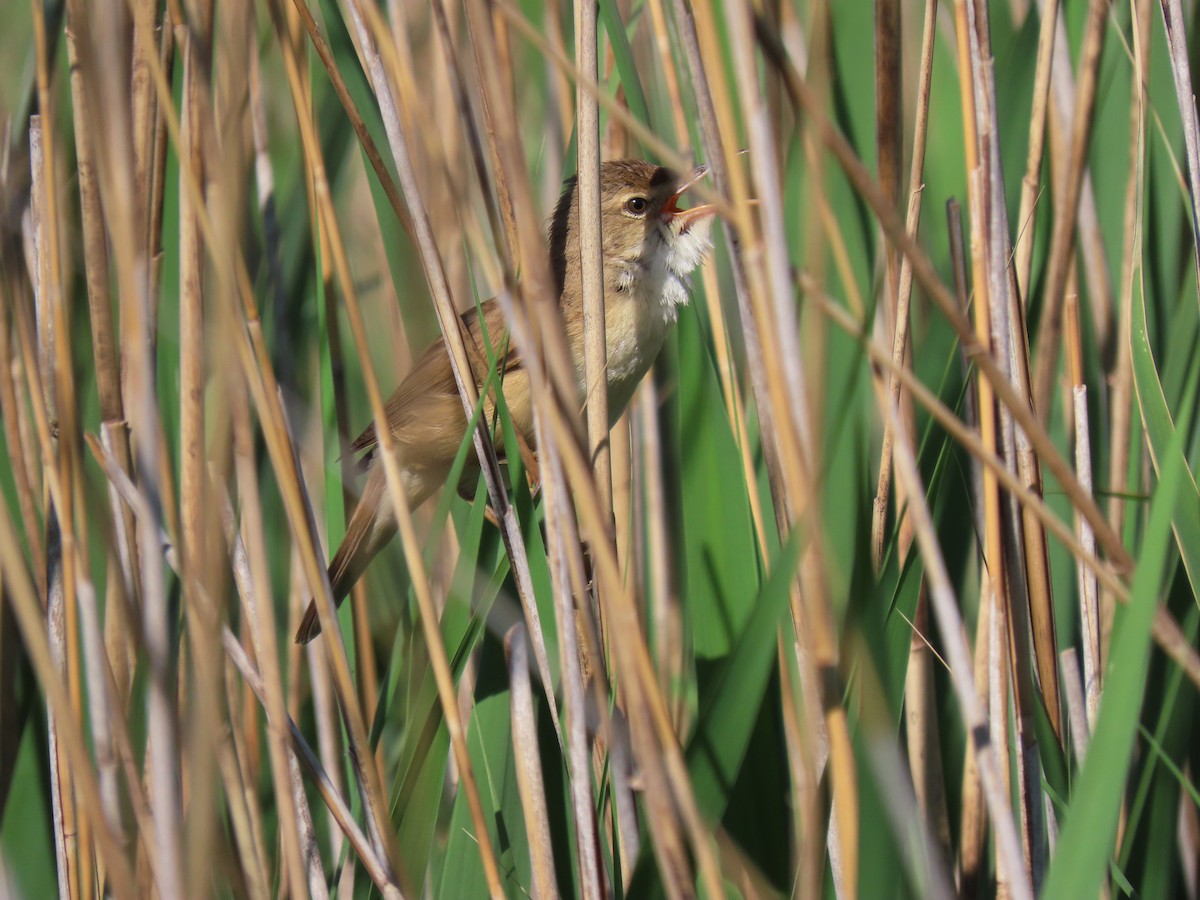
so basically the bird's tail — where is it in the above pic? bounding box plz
[294,467,398,644]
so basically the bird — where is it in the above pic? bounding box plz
[295,158,717,643]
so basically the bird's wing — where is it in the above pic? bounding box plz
[348,298,522,458]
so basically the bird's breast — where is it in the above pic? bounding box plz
[596,286,674,422]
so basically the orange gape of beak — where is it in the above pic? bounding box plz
[662,164,717,232]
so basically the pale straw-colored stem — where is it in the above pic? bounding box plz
[882,393,1033,900]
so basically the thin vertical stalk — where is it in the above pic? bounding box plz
[506,626,559,900]
[1107,0,1152,657]
[1013,0,1059,302]
[119,5,408,888]
[807,289,1125,605]
[1073,385,1100,729]
[292,0,507,889]
[30,111,78,900]
[64,6,140,708]
[176,23,223,892]
[354,0,563,743]
[883,392,1032,900]
[0,496,137,896]
[692,2,841,888]
[1158,0,1200,305]
[871,0,935,571]
[0,280,44,589]
[576,0,612,543]
[1031,0,1107,417]
[541,448,605,899]
[1034,0,1115,366]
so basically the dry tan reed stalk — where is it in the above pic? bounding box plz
[959,569,990,893]
[311,0,515,891]
[1107,0,1152,664]
[449,20,729,889]
[1031,0,1116,373]
[679,3,842,893]
[882,384,1033,900]
[1059,647,1089,762]
[0,491,137,896]
[64,10,140,712]
[1157,0,1200,295]
[229,381,313,895]
[28,109,78,900]
[722,0,860,888]
[1013,0,1058,303]
[810,288,1128,606]
[1031,0,1107,417]
[505,625,559,900]
[0,280,44,595]
[953,0,1005,745]
[80,3,185,893]
[576,0,613,556]
[988,581,1014,900]
[875,0,902,317]
[945,195,984,883]
[870,0,936,573]
[358,0,561,745]
[176,20,226,894]
[634,383,686,729]
[973,0,1063,753]
[540,464,605,898]
[457,3,617,892]
[758,22,1200,693]
[959,3,1051,877]
[867,0,911,585]
[120,8,408,885]
[32,12,87,897]
[145,15,174,374]
[890,0,953,863]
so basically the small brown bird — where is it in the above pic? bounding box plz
[296,159,717,643]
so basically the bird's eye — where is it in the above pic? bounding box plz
[624,196,648,215]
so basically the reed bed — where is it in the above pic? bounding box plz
[1,0,1199,896]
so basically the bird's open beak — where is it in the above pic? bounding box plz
[662,165,717,232]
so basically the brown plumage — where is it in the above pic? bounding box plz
[296,159,716,643]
